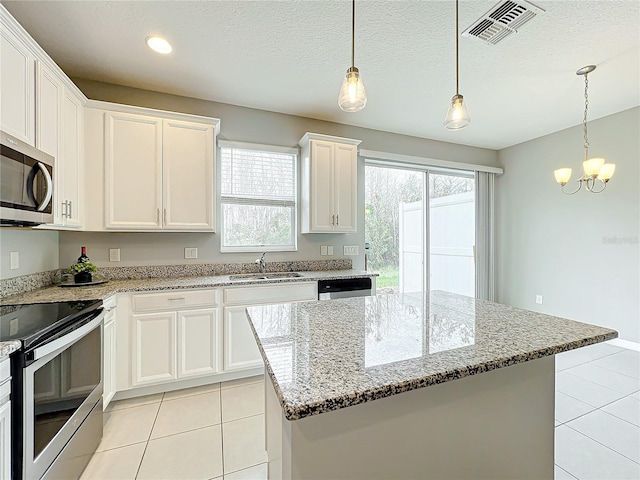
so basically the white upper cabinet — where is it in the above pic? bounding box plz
[102,108,218,231]
[0,19,35,145]
[36,62,84,228]
[299,133,361,233]
[105,111,163,229]
[162,119,215,230]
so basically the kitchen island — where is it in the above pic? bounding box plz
[246,291,617,480]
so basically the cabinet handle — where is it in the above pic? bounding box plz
[61,201,67,218]
[68,201,72,218]
[336,214,339,226]
[157,208,160,224]
[167,297,186,301]
[163,208,167,225]
[332,214,335,226]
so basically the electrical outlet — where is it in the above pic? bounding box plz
[327,245,334,255]
[320,245,328,256]
[10,318,19,336]
[344,246,359,256]
[109,248,121,262]
[536,295,543,305]
[184,247,198,259]
[10,251,19,269]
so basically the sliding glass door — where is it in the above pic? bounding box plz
[364,164,475,297]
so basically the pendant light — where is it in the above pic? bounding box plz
[553,65,615,194]
[444,0,470,130]
[338,0,367,112]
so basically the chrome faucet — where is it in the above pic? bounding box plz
[256,252,267,274]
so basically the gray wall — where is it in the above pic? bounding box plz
[496,107,640,343]
[0,229,59,279]
[57,79,498,270]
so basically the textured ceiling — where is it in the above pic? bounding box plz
[3,0,639,150]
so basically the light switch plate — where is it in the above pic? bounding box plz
[344,246,359,256]
[535,295,543,305]
[10,251,19,269]
[320,245,328,256]
[185,247,198,259]
[109,248,121,262]
[327,246,334,255]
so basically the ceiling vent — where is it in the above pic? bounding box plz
[462,0,545,45]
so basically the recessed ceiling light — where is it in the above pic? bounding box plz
[146,35,172,54]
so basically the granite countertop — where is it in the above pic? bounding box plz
[246,291,618,421]
[0,269,375,305]
[0,340,21,361]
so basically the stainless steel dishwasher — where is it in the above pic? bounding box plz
[318,277,374,300]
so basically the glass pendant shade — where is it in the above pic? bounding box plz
[583,157,605,178]
[444,94,470,130]
[554,168,572,185]
[597,163,616,181]
[338,67,367,112]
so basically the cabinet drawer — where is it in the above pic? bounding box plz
[132,289,217,312]
[223,282,317,306]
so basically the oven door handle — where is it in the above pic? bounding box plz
[32,310,104,361]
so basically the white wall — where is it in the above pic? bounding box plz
[496,107,640,343]
[56,79,499,270]
[0,228,59,279]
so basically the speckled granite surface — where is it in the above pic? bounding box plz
[246,291,618,421]
[0,340,21,360]
[0,270,375,305]
[0,259,354,300]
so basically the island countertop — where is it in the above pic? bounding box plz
[246,291,617,421]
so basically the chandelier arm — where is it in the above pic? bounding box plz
[587,180,607,194]
[561,181,583,195]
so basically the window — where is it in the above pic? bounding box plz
[220,142,297,252]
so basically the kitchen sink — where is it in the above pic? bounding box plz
[229,272,304,280]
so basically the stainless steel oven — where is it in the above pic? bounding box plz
[2,301,104,479]
[0,130,54,226]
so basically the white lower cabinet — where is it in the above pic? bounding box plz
[0,399,9,480]
[114,283,316,394]
[103,300,117,409]
[178,309,221,378]
[223,306,263,371]
[132,311,178,387]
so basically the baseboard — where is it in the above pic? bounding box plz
[607,338,640,352]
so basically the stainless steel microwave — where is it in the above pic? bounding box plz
[0,130,54,226]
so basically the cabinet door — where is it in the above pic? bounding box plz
[223,306,263,371]
[0,26,35,145]
[103,316,116,409]
[308,140,335,232]
[36,62,64,225]
[61,91,83,228]
[333,143,357,232]
[131,312,177,386]
[178,308,221,378]
[105,112,162,229]
[0,400,10,480]
[162,119,215,230]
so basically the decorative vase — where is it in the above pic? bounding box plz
[74,272,92,284]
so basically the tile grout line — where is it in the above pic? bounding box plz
[134,392,165,479]
[219,387,226,478]
[555,463,579,480]
[564,423,640,466]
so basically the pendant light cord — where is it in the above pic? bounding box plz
[455,0,459,95]
[351,0,356,68]
[583,72,589,156]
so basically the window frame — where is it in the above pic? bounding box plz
[219,140,298,253]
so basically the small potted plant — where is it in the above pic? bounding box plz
[69,259,98,284]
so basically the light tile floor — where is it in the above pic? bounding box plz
[80,343,639,480]
[554,342,640,480]
[81,376,268,480]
